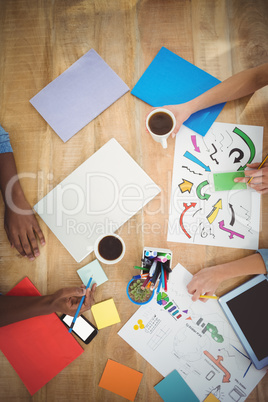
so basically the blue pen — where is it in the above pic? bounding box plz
[69,275,93,333]
[161,264,165,289]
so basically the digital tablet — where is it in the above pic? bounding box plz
[218,274,268,370]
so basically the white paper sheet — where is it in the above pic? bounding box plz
[167,123,263,250]
[30,49,129,142]
[34,138,160,262]
[118,264,266,402]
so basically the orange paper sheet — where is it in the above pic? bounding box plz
[0,278,83,395]
[99,359,143,401]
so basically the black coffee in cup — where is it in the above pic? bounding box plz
[148,112,174,135]
[98,235,123,261]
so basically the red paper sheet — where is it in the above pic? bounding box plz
[0,278,83,395]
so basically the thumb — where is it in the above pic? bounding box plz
[60,287,86,298]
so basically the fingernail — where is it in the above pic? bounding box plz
[35,251,40,257]
[30,257,35,261]
[41,240,46,246]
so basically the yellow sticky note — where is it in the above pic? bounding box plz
[203,393,220,402]
[91,299,121,329]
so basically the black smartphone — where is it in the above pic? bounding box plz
[60,314,98,344]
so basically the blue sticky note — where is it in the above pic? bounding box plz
[77,259,108,288]
[131,47,225,136]
[154,370,199,402]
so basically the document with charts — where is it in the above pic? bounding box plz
[118,264,266,402]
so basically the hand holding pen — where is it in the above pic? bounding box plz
[68,276,96,333]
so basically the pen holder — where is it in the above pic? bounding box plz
[126,278,154,305]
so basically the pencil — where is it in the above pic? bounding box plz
[247,154,268,184]
[156,273,162,294]
[199,295,219,300]
[69,275,93,333]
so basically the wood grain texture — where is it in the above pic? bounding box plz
[0,0,267,400]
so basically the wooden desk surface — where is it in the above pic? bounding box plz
[0,0,267,400]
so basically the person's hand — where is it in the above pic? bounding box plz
[146,103,193,138]
[234,163,268,194]
[186,267,223,302]
[4,194,45,260]
[50,284,97,316]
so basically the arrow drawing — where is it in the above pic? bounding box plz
[218,132,225,152]
[210,144,219,164]
[233,127,256,170]
[207,199,222,224]
[192,207,202,217]
[204,351,231,383]
[191,135,200,152]
[196,180,211,200]
[184,151,211,171]
[229,148,244,163]
[240,205,253,234]
[178,179,193,193]
[180,202,197,238]
[225,130,233,148]
[202,138,210,153]
[229,203,235,226]
[218,220,245,239]
[182,166,203,175]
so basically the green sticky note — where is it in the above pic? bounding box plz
[213,172,247,191]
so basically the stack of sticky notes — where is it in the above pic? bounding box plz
[91,299,120,329]
[99,359,143,401]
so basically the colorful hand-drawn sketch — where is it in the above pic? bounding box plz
[167,123,263,250]
[118,264,266,402]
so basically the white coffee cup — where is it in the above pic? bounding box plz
[146,108,176,149]
[94,233,125,265]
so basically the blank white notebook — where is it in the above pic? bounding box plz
[34,139,160,262]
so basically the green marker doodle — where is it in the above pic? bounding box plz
[196,180,211,200]
[233,127,256,170]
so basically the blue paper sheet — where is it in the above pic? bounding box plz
[131,47,225,136]
[154,370,199,402]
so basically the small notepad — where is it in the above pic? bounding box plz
[30,49,129,142]
[213,171,247,191]
[91,299,120,329]
[99,359,143,401]
[77,260,108,288]
[154,370,199,402]
[203,393,220,402]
